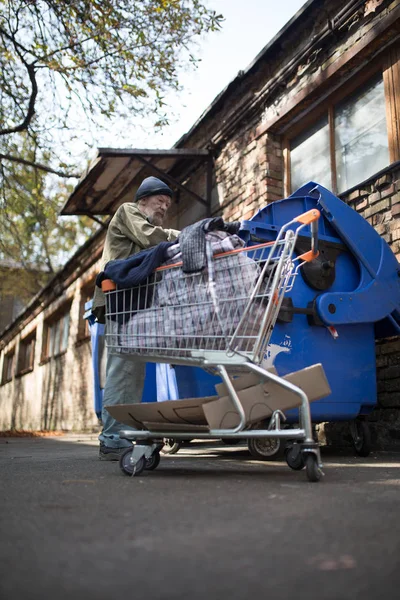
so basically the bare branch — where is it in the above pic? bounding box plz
[0,26,39,135]
[0,153,80,178]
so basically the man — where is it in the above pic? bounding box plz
[93,176,180,460]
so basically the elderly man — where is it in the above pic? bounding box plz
[93,176,179,460]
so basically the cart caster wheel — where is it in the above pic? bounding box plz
[305,454,322,482]
[350,420,371,457]
[145,450,161,471]
[248,437,281,460]
[285,444,305,470]
[119,448,146,477]
[162,439,182,454]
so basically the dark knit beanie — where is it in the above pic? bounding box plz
[134,176,173,202]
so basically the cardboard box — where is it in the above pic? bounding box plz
[203,364,331,429]
[215,370,275,396]
[106,363,331,432]
[106,396,217,430]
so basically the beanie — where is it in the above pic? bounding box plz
[134,176,173,202]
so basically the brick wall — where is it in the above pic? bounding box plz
[342,165,400,448]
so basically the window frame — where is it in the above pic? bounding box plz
[283,51,400,196]
[16,331,36,376]
[41,302,72,363]
[76,278,96,343]
[1,347,15,385]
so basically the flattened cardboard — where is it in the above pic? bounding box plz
[142,422,210,432]
[107,363,331,433]
[106,396,217,430]
[203,363,331,430]
[215,369,276,396]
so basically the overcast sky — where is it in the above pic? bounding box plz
[97,0,307,150]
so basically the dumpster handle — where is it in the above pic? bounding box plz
[295,209,320,262]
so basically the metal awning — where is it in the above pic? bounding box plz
[60,147,213,216]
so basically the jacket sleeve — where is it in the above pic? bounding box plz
[116,204,179,248]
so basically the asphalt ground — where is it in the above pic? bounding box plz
[1,434,400,600]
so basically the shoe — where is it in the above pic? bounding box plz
[99,443,131,461]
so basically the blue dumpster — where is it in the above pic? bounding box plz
[239,182,400,420]
[174,182,400,455]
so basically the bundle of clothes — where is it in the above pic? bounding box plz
[96,218,267,355]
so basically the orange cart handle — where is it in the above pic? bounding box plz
[295,209,320,224]
[296,209,320,262]
[101,279,116,292]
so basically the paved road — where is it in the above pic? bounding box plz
[1,434,400,600]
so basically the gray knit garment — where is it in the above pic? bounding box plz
[179,217,241,273]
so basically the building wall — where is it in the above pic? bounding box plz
[0,258,102,431]
[1,0,399,444]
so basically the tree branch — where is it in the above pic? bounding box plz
[0,153,80,178]
[0,61,38,135]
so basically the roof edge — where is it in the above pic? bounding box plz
[174,0,317,148]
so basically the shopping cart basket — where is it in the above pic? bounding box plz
[102,209,324,481]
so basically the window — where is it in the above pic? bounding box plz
[77,280,95,342]
[42,305,71,360]
[17,332,36,375]
[288,73,391,194]
[290,117,331,192]
[1,348,15,384]
[335,76,389,192]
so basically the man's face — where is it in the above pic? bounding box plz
[140,194,172,226]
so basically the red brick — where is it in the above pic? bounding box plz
[380,184,395,200]
[375,174,392,190]
[392,203,400,217]
[356,198,368,210]
[369,191,381,204]
[347,190,360,201]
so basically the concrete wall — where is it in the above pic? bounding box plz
[0,260,101,432]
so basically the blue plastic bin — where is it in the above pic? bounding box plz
[175,182,400,428]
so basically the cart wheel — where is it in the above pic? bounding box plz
[350,420,371,457]
[119,448,146,477]
[248,437,281,460]
[305,454,322,482]
[145,450,161,471]
[285,444,305,470]
[161,439,182,454]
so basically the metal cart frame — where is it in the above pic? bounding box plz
[102,209,324,481]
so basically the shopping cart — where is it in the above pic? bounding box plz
[102,208,324,481]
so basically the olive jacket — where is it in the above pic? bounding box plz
[93,202,179,322]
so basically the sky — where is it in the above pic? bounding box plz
[96,0,307,151]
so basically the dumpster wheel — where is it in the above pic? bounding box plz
[248,437,282,460]
[350,419,371,457]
